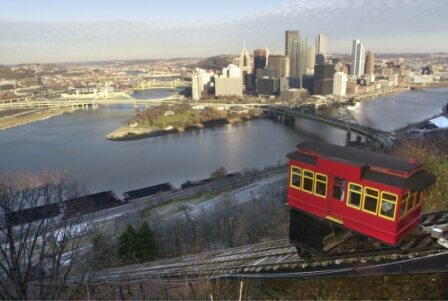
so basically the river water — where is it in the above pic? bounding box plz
[0,87,447,196]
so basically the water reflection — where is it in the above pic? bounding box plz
[0,87,446,196]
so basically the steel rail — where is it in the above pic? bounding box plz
[65,210,448,286]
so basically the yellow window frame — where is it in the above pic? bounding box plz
[314,173,327,198]
[302,169,314,194]
[400,191,409,219]
[362,187,380,215]
[379,192,398,221]
[347,182,362,209]
[415,191,423,206]
[290,166,302,190]
[407,191,417,212]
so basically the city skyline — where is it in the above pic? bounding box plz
[1,0,448,65]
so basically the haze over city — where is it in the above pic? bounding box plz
[1,0,448,65]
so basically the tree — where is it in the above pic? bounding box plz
[137,221,157,262]
[389,133,448,212]
[117,222,158,264]
[117,224,138,264]
[91,232,117,269]
[0,171,88,300]
[210,166,227,181]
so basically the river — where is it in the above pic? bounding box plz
[0,87,447,197]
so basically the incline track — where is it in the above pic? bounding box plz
[67,211,448,286]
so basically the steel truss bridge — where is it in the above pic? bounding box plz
[265,95,393,148]
[131,78,190,91]
[0,92,184,110]
[138,71,182,78]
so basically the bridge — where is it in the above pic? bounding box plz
[0,91,184,111]
[265,104,393,149]
[139,71,182,78]
[131,78,190,91]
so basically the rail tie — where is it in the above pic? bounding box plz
[63,210,448,286]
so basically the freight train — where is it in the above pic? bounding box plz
[286,140,437,258]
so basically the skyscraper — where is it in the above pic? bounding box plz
[351,39,365,77]
[365,50,375,75]
[285,30,299,57]
[307,46,316,74]
[333,72,347,96]
[314,63,334,95]
[289,36,308,88]
[268,53,286,78]
[316,34,327,59]
[253,48,268,73]
[236,43,253,90]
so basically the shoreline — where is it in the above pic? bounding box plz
[2,82,447,135]
[105,116,262,141]
[0,108,72,131]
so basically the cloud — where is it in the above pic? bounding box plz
[1,0,447,64]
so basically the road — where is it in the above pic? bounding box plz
[167,172,288,221]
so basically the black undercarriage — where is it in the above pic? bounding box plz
[289,207,396,259]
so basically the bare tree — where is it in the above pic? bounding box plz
[0,171,89,300]
[210,166,227,182]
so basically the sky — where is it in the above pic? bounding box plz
[1,0,447,65]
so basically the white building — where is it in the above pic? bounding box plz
[192,69,214,101]
[222,64,241,78]
[316,34,327,58]
[333,72,348,96]
[351,39,365,77]
[365,73,375,85]
[307,46,316,74]
[191,75,200,101]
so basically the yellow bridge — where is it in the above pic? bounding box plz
[0,92,184,111]
[140,71,182,78]
[131,79,189,91]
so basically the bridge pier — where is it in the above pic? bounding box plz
[134,102,140,112]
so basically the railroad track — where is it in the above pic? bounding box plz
[67,211,448,286]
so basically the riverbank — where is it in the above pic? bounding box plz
[350,86,410,102]
[0,108,73,130]
[105,115,263,141]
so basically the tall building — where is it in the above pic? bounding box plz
[316,34,327,59]
[365,50,375,75]
[289,36,308,88]
[333,72,347,96]
[285,30,299,57]
[235,43,253,90]
[314,63,334,95]
[268,53,287,78]
[256,67,278,96]
[191,69,213,101]
[351,39,365,77]
[307,46,316,74]
[191,75,200,101]
[254,48,269,65]
[253,49,267,73]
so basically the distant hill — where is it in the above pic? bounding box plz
[374,53,431,59]
[190,55,236,70]
[0,65,35,80]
